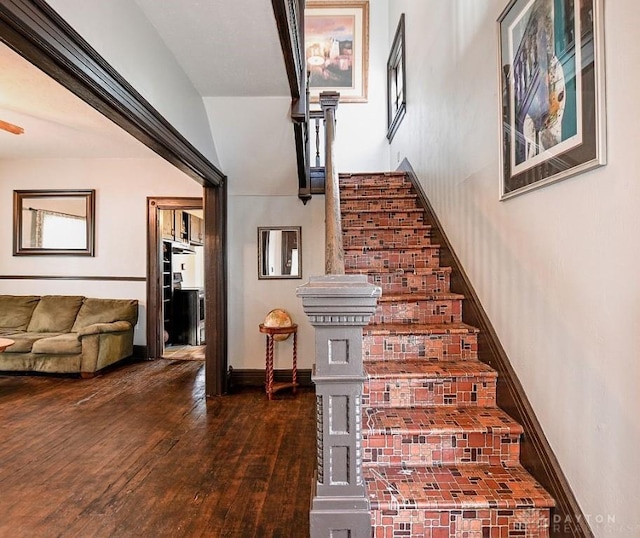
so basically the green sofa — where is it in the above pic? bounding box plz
[0,295,138,377]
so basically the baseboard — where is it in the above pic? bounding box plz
[133,345,149,359]
[398,158,592,538]
[228,367,313,391]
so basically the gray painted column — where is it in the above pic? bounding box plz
[297,274,381,538]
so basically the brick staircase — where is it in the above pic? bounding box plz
[339,172,555,538]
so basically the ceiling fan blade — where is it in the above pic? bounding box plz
[0,119,24,135]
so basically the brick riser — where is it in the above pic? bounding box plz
[343,226,433,249]
[363,374,497,409]
[363,332,478,362]
[372,297,462,325]
[345,247,441,271]
[339,172,554,537]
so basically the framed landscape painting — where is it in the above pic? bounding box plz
[498,0,606,199]
[305,0,369,103]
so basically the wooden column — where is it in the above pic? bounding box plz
[319,91,344,275]
[298,274,381,538]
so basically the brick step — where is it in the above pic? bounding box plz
[344,246,440,271]
[372,293,464,325]
[362,407,523,467]
[341,184,415,198]
[348,267,451,294]
[339,171,410,189]
[342,209,425,228]
[366,464,554,536]
[342,225,433,249]
[363,359,497,408]
[363,322,479,362]
[341,195,419,212]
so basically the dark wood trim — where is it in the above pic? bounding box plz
[0,275,146,281]
[146,197,203,362]
[271,0,305,100]
[204,184,228,397]
[0,0,225,187]
[398,158,593,538]
[133,345,149,359]
[228,367,313,391]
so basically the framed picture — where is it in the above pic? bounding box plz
[304,0,369,103]
[498,0,606,200]
[387,13,406,141]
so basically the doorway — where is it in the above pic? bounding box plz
[147,193,228,396]
[160,207,205,360]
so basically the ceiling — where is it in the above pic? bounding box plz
[0,0,289,161]
[133,0,290,97]
[0,42,154,160]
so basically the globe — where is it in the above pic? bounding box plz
[263,308,293,341]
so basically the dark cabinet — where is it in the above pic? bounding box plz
[173,289,205,345]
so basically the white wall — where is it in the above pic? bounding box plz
[45,0,220,166]
[199,0,392,369]
[332,0,391,173]
[0,157,202,345]
[204,96,325,370]
[387,1,640,535]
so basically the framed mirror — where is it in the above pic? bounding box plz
[13,189,96,256]
[258,226,301,279]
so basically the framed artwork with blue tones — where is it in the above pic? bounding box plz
[498,0,606,199]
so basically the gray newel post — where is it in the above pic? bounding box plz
[297,274,381,538]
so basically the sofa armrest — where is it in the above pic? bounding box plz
[77,320,133,338]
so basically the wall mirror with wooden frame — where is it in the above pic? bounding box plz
[13,189,96,256]
[387,13,406,141]
[258,226,301,279]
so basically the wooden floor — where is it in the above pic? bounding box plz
[0,359,316,537]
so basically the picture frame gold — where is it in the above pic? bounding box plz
[305,0,369,103]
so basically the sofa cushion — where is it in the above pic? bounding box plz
[3,332,64,353]
[27,296,85,333]
[31,333,82,355]
[0,296,40,330]
[71,298,139,331]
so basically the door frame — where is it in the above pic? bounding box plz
[147,190,227,397]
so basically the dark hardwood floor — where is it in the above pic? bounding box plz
[0,359,315,537]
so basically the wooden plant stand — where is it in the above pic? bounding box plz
[258,323,298,400]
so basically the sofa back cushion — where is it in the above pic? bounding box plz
[71,298,139,331]
[27,295,85,333]
[0,295,41,330]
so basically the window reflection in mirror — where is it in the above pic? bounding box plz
[258,226,301,279]
[13,190,95,256]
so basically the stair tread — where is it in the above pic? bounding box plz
[342,224,431,231]
[342,208,424,214]
[344,245,439,252]
[363,406,523,436]
[365,359,497,379]
[341,193,418,200]
[364,464,555,510]
[377,292,464,302]
[350,267,452,275]
[364,322,479,335]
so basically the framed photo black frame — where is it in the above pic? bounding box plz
[387,13,406,141]
[498,0,606,199]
